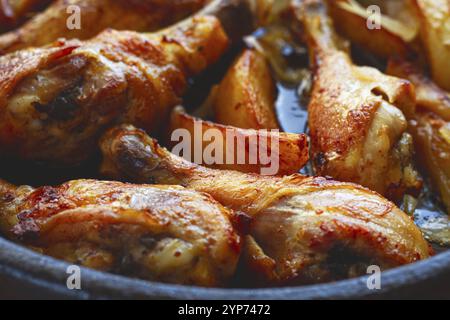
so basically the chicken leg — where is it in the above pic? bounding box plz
[99,124,431,286]
[0,178,240,287]
[0,0,251,166]
[0,0,209,54]
[298,0,421,198]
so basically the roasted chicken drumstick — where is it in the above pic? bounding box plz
[299,0,421,198]
[0,0,209,54]
[0,0,250,166]
[0,179,240,286]
[99,125,431,286]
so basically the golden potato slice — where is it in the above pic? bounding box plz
[412,0,450,90]
[387,58,450,121]
[328,0,419,58]
[211,49,279,130]
[167,106,308,175]
[410,110,450,214]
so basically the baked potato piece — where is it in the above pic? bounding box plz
[387,59,450,214]
[167,106,309,175]
[387,58,450,121]
[412,0,450,90]
[211,49,279,130]
[410,111,450,214]
[328,0,419,59]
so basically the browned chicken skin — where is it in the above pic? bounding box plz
[298,0,421,198]
[99,124,431,286]
[0,0,209,54]
[0,178,240,286]
[0,0,252,166]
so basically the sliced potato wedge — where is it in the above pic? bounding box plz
[328,0,419,58]
[387,58,450,121]
[211,49,279,130]
[412,0,450,90]
[167,106,309,175]
[410,110,450,214]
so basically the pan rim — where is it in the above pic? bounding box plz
[1,236,449,299]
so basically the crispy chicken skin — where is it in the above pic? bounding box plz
[99,125,431,286]
[387,59,450,214]
[0,179,240,286]
[0,0,50,31]
[0,0,248,166]
[297,0,421,198]
[0,0,209,54]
